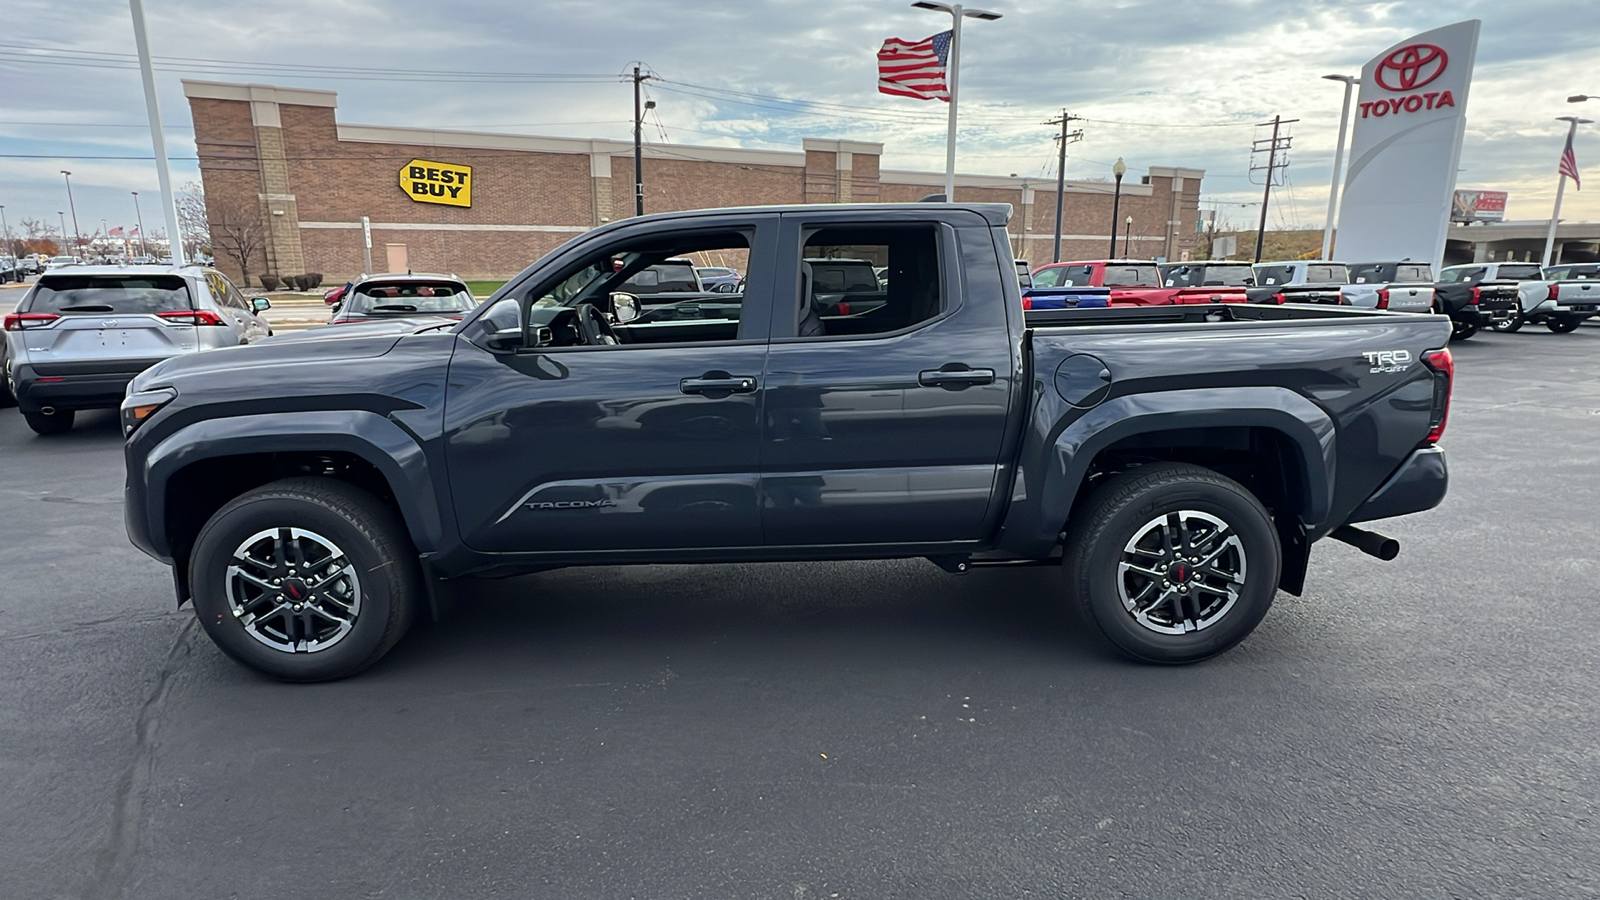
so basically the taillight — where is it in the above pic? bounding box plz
[1376,288,1390,310]
[157,310,226,326]
[1467,286,1481,306]
[1273,292,1287,304]
[1548,283,1560,302]
[1422,347,1453,444]
[3,313,59,331]
[836,302,851,315]
[1021,296,1033,310]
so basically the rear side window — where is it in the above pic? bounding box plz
[1103,265,1159,287]
[795,224,941,338]
[806,260,880,293]
[1254,265,1292,286]
[26,275,192,315]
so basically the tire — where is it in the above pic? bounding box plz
[1547,317,1582,334]
[188,477,420,682]
[1491,314,1523,333]
[0,371,15,409]
[23,408,74,434]
[1063,463,1281,665]
[1450,320,1479,341]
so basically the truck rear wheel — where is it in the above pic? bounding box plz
[1491,314,1523,333]
[1063,463,1280,665]
[188,477,420,682]
[1546,317,1582,333]
[1450,320,1479,341]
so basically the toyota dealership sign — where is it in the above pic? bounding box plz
[1336,21,1481,265]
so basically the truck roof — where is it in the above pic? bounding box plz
[599,202,1014,229]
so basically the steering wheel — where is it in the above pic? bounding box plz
[573,303,618,346]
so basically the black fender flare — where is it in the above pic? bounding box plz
[136,409,447,560]
[1018,386,1336,552]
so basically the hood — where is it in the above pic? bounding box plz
[131,325,429,392]
[266,318,452,343]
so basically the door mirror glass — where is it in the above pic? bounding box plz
[610,291,641,324]
[251,297,271,313]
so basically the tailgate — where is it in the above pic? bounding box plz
[1172,287,1249,305]
[21,314,195,369]
[1557,280,1600,311]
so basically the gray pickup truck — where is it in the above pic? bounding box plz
[122,203,1453,681]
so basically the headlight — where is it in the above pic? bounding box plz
[121,387,176,436]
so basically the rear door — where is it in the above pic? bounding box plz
[758,210,1016,546]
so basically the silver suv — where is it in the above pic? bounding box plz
[2,264,271,434]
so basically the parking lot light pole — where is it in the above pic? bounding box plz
[1108,157,1126,257]
[1124,215,1133,257]
[58,212,68,253]
[911,2,1002,202]
[128,0,185,264]
[132,191,148,257]
[61,171,82,255]
[0,205,10,259]
[1321,74,1359,260]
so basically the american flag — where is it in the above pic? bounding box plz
[109,226,124,236]
[1559,130,1581,190]
[877,31,952,101]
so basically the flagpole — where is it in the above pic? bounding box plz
[1543,116,1588,267]
[944,6,962,202]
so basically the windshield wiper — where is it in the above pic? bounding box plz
[56,304,117,312]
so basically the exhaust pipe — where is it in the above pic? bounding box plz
[1329,525,1400,561]
[40,406,56,416]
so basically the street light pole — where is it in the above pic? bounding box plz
[912,2,1001,202]
[132,191,148,257]
[61,171,82,255]
[0,205,10,259]
[1543,112,1592,267]
[128,0,185,264]
[1124,215,1133,257]
[58,212,68,255]
[1108,157,1126,257]
[1320,74,1358,259]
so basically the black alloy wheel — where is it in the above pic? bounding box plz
[1450,320,1479,341]
[1546,317,1582,334]
[189,477,421,681]
[1491,314,1523,333]
[1063,463,1281,665]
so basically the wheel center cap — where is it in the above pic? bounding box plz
[1171,562,1191,583]
[283,579,309,601]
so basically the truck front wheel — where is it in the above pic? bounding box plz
[1063,463,1280,664]
[188,477,421,682]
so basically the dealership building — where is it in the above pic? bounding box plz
[184,80,1207,284]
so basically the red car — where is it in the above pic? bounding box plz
[1032,260,1249,306]
[326,273,477,324]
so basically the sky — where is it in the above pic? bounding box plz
[1,0,1596,243]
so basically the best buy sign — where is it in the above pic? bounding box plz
[400,159,472,207]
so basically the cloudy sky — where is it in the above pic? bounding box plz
[1,0,1594,242]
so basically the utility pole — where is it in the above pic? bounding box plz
[632,66,653,217]
[1042,110,1084,262]
[1250,115,1297,263]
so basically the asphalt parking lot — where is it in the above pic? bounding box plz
[2,325,1598,899]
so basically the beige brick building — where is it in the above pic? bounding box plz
[184,80,1206,285]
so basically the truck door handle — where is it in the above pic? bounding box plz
[680,373,758,396]
[918,366,996,388]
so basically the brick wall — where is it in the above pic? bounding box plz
[187,82,1205,285]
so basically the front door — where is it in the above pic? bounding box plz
[444,217,777,554]
[759,214,1016,546]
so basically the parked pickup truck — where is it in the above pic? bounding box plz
[1509,262,1600,333]
[1033,259,1250,306]
[122,202,1453,681]
[1432,262,1535,340]
[1251,260,1351,305]
[1343,262,1436,314]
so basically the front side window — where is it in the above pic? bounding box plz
[792,224,941,339]
[1031,266,1063,288]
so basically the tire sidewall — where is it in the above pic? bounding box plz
[190,491,404,681]
[1078,477,1279,664]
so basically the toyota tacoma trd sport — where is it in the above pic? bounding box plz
[1432,262,1532,340]
[122,203,1454,681]
[1510,262,1600,333]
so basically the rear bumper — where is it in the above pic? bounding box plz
[1348,445,1448,523]
[10,359,166,413]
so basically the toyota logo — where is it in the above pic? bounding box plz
[1374,43,1448,92]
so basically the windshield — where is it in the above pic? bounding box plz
[620,263,699,294]
[1166,264,1253,287]
[344,281,475,316]
[27,274,192,315]
[809,262,880,293]
[1544,264,1600,280]
[1103,264,1160,287]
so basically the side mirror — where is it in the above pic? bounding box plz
[610,291,641,324]
[484,327,524,351]
[251,297,271,313]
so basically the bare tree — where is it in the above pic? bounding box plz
[209,195,267,287]
[177,181,211,259]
